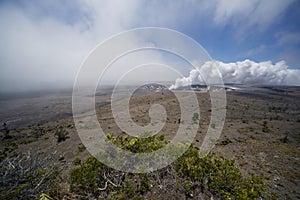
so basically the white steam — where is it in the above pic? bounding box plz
[170,59,300,89]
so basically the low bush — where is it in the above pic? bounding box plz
[175,146,265,198]
[69,133,266,199]
[54,127,69,143]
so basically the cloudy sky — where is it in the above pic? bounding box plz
[0,0,300,91]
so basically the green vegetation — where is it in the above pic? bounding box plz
[0,131,266,199]
[77,143,86,152]
[54,126,69,143]
[72,156,81,166]
[176,146,265,199]
[69,133,266,199]
[105,132,167,153]
[39,193,54,200]
[70,156,108,192]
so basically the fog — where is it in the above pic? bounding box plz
[0,0,298,92]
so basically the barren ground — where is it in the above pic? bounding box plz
[0,85,299,199]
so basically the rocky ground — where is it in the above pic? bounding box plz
[0,85,299,199]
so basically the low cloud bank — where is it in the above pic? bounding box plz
[170,59,300,89]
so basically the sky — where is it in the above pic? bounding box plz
[0,0,300,91]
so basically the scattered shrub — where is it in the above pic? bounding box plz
[68,133,266,199]
[262,121,271,133]
[2,122,11,139]
[72,157,81,165]
[279,135,288,143]
[70,156,107,193]
[217,138,233,146]
[175,146,266,199]
[77,143,86,152]
[139,174,153,193]
[54,127,69,143]
[105,132,168,153]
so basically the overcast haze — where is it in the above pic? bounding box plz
[0,0,300,92]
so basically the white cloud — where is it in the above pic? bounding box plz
[276,31,300,46]
[242,45,268,57]
[0,1,297,91]
[213,0,296,31]
[170,59,300,89]
[0,0,140,91]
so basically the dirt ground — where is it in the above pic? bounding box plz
[0,85,299,199]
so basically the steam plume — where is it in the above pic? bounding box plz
[170,59,300,89]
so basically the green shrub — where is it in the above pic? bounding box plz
[72,157,81,165]
[105,132,167,153]
[77,143,86,152]
[139,174,152,193]
[183,180,193,197]
[70,156,107,192]
[175,146,266,199]
[54,127,69,143]
[234,175,266,199]
[69,133,266,199]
